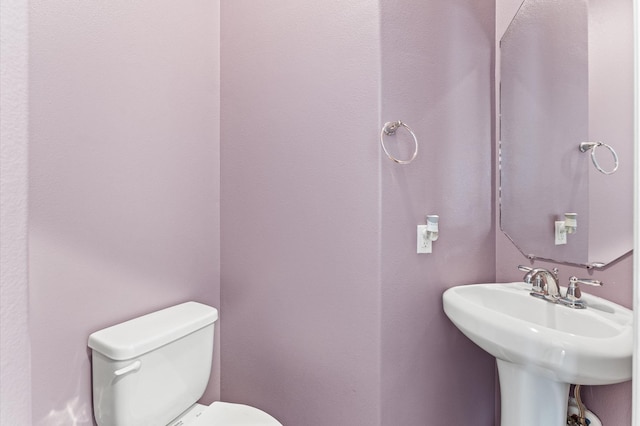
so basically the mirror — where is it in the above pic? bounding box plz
[499,0,634,268]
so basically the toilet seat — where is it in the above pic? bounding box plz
[190,402,282,426]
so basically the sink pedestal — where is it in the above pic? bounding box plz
[497,359,570,426]
[444,282,632,425]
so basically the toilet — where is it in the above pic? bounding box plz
[88,302,282,426]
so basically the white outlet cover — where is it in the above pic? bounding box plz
[417,225,432,254]
[555,221,567,245]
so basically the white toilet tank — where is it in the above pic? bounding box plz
[88,302,219,426]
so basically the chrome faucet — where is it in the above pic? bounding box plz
[518,265,560,300]
[517,266,603,309]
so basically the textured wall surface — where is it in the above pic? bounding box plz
[9,1,635,425]
[221,1,496,425]
[28,1,220,423]
[220,2,382,425]
[379,0,497,424]
[0,0,31,424]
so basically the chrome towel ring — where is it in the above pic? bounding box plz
[380,121,418,165]
[579,142,619,175]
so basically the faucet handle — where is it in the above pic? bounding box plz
[569,276,603,287]
[518,265,545,295]
[559,276,603,309]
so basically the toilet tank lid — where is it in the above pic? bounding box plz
[88,302,218,361]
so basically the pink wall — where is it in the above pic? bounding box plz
[220,2,382,425]
[221,1,496,425]
[28,1,220,424]
[379,0,496,424]
[11,1,635,425]
[0,0,31,423]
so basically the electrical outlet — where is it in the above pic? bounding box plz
[555,221,567,245]
[417,225,432,253]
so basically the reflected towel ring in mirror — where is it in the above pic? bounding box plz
[579,142,619,175]
[380,121,418,164]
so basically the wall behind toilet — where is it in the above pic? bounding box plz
[28,1,221,423]
[220,2,383,424]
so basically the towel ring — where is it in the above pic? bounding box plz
[380,121,418,165]
[579,142,619,175]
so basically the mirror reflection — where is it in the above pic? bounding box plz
[499,0,634,267]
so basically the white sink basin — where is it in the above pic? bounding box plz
[443,281,632,385]
[443,282,632,426]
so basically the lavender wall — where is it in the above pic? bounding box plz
[379,1,496,424]
[220,2,382,425]
[221,1,496,425]
[0,0,31,423]
[12,2,634,425]
[28,1,220,423]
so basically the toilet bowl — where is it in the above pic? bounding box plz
[88,302,282,426]
[170,402,280,426]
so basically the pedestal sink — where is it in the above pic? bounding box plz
[443,282,632,426]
